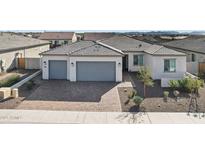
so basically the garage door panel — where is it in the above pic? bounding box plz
[49,60,67,79]
[77,62,116,81]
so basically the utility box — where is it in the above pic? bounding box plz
[12,88,19,98]
[0,88,11,99]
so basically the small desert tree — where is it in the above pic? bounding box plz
[138,67,154,97]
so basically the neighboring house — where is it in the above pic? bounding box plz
[39,32,77,48]
[40,41,123,82]
[162,37,205,75]
[83,32,115,41]
[40,35,187,87]
[0,32,50,72]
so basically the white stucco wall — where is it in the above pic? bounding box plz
[41,55,70,80]
[69,56,122,82]
[183,51,205,63]
[127,52,145,72]
[127,52,186,80]
[187,61,198,75]
[72,33,78,43]
[42,55,122,82]
[151,56,186,80]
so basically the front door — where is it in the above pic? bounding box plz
[123,55,128,71]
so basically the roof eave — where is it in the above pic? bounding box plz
[96,41,124,55]
[0,43,50,53]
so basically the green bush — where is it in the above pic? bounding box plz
[169,77,204,93]
[0,75,20,87]
[133,96,143,106]
[26,80,35,90]
[163,91,169,98]
[169,80,179,90]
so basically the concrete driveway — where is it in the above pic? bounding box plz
[12,76,132,112]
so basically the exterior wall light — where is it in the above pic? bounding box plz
[118,62,121,66]
[43,61,47,65]
[71,62,74,66]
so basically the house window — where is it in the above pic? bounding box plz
[191,54,196,62]
[133,55,144,66]
[164,59,176,72]
[64,40,68,44]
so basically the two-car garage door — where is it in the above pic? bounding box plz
[49,60,116,81]
[76,62,116,81]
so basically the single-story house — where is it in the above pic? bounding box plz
[39,32,77,48]
[162,37,205,75]
[0,32,50,72]
[41,35,187,87]
[83,32,115,41]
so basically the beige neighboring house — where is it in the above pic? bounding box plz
[39,32,77,48]
[83,32,115,41]
[0,32,50,72]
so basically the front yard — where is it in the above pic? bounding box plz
[118,72,205,112]
[0,71,205,113]
[0,69,37,88]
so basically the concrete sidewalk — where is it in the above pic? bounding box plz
[0,109,204,124]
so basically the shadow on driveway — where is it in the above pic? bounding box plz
[22,79,118,102]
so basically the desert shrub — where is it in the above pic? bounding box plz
[163,91,169,98]
[173,90,180,97]
[0,75,20,87]
[163,91,169,102]
[128,90,137,99]
[133,96,143,106]
[169,77,204,93]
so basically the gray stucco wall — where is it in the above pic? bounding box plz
[0,44,49,72]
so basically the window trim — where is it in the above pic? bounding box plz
[133,54,144,66]
[164,59,176,73]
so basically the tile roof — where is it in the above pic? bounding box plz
[144,45,185,56]
[70,44,123,56]
[41,41,95,55]
[83,32,115,41]
[162,37,205,54]
[0,32,49,53]
[39,32,74,40]
[100,35,152,52]
[41,35,185,57]
[41,41,123,56]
